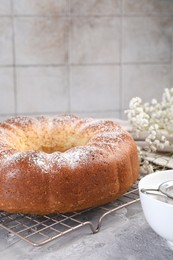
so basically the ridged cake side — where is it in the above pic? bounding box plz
[0,115,139,214]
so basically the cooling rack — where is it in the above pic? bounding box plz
[0,180,140,247]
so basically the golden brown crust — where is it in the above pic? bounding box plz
[0,115,139,214]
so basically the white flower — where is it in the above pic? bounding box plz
[161,136,166,142]
[126,87,173,174]
[151,99,157,105]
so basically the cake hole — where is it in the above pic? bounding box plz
[13,135,92,154]
[39,145,74,154]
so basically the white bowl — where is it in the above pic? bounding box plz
[139,170,173,242]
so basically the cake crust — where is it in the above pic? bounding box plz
[0,115,139,214]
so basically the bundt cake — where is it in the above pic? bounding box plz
[0,115,139,214]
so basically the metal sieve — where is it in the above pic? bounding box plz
[141,180,173,199]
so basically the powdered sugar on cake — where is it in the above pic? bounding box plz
[0,115,126,170]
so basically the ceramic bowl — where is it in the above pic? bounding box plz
[139,170,173,242]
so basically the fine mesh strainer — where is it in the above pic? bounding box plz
[141,180,173,199]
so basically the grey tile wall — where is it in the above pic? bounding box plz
[122,17,172,63]
[70,65,120,112]
[0,0,11,15]
[0,0,172,121]
[0,68,14,113]
[14,17,69,65]
[16,67,69,113]
[123,0,173,15]
[13,0,68,15]
[0,18,13,65]
[70,17,121,64]
[70,0,121,15]
[122,64,171,110]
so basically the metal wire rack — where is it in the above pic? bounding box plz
[0,180,140,247]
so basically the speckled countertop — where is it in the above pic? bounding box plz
[0,202,173,260]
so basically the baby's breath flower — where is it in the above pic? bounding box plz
[126,87,173,174]
[140,159,154,174]
[165,140,170,146]
[151,99,157,105]
[153,140,160,146]
[161,136,166,142]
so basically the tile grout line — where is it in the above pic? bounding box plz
[0,62,171,67]
[67,0,71,114]
[0,109,121,117]
[171,31,173,87]
[11,0,17,116]
[119,0,123,119]
[0,14,173,18]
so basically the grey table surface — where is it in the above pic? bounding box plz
[0,201,173,260]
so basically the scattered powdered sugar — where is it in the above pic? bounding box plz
[27,152,50,171]
[62,147,89,168]
[167,241,173,251]
[2,151,51,172]
[5,116,35,127]
[0,115,126,171]
[92,130,123,140]
[0,127,16,141]
[62,146,98,168]
[79,119,105,131]
[2,152,24,167]
[78,118,122,134]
